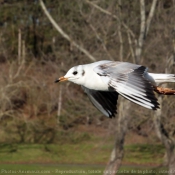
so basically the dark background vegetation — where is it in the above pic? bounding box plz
[0,0,175,171]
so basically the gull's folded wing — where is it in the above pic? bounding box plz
[82,86,118,118]
[94,61,159,110]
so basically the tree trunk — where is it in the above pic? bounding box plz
[104,1,157,173]
[103,100,130,175]
[103,2,127,173]
[153,96,175,175]
[154,53,175,174]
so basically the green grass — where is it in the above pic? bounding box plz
[0,132,167,175]
[0,143,111,164]
[0,141,165,165]
[0,141,168,175]
[124,144,165,164]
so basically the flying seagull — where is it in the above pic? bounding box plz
[55,60,175,118]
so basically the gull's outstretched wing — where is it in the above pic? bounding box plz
[82,86,118,118]
[94,61,159,110]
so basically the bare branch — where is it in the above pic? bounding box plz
[172,28,175,53]
[57,85,62,118]
[135,0,157,63]
[18,28,22,65]
[135,0,146,63]
[85,0,136,39]
[127,31,135,63]
[14,40,25,79]
[39,0,96,62]
[85,20,114,60]
[79,2,112,59]
[145,0,158,36]
[117,0,123,61]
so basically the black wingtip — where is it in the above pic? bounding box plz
[55,79,59,83]
[152,104,160,110]
[109,114,116,118]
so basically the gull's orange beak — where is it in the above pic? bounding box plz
[55,76,68,83]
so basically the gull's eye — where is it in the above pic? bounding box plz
[73,71,78,75]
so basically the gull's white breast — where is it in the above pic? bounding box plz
[82,62,110,91]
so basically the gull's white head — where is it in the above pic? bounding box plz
[55,65,86,85]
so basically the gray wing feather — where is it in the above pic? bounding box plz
[94,61,159,110]
[82,86,118,118]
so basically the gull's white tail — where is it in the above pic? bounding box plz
[148,73,175,85]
